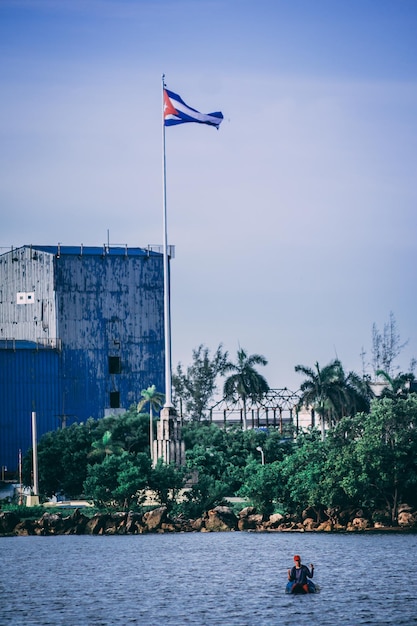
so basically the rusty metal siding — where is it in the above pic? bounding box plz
[0,245,166,471]
[53,250,165,418]
[0,342,61,472]
[0,246,56,341]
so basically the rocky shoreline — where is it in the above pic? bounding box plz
[1,504,417,536]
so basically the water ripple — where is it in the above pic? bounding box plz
[1,532,417,625]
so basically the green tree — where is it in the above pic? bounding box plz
[375,370,415,400]
[137,385,165,462]
[103,408,151,455]
[238,460,282,517]
[278,431,328,521]
[223,348,269,430]
[354,397,417,523]
[172,344,228,420]
[185,443,229,483]
[261,429,295,463]
[322,418,364,515]
[23,421,95,498]
[113,452,150,508]
[182,422,228,451]
[83,452,150,508]
[182,423,244,494]
[295,359,372,439]
[182,422,291,497]
[342,369,373,416]
[295,360,342,439]
[88,430,124,461]
[181,475,230,519]
[148,459,185,510]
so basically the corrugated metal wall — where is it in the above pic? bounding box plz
[0,343,61,472]
[54,249,165,420]
[0,245,166,472]
[0,246,56,341]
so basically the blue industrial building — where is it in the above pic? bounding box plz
[0,244,167,473]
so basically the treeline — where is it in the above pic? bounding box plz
[20,393,417,525]
[16,313,417,525]
[172,313,415,424]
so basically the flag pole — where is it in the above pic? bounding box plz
[161,73,173,409]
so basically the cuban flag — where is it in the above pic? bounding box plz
[164,88,223,129]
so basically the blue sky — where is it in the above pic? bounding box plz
[1,0,416,391]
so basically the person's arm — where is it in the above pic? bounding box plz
[288,567,295,581]
[309,563,314,578]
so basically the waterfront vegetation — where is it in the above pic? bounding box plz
[3,320,417,528]
[10,386,417,526]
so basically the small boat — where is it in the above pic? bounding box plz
[285,580,318,594]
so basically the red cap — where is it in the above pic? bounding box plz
[294,555,301,561]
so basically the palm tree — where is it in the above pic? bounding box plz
[376,369,415,400]
[295,360,337,440]
[295,359,372,439]
[137,385,165,462]
[223,348,269,430]
[88,430,124,460]
[343,369,373,416]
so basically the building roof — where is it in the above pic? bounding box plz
[20,244,162,257]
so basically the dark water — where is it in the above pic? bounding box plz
[1,532,417,625]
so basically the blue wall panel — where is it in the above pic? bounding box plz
[53,250,165,420]
[0,345,61,471]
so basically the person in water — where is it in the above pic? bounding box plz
[287,555,315,593]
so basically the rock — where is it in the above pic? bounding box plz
[143,506,168,531]
[278,521,301,531]
[373,521,387,529]
[398,511,417,527]
[160,522,176,532]
[316,520,333,532]
[274,512,301,531]
[125,511,144,534]
[347,517,371,531]
[103,512,128,535]
[324,507,342,525]
[205,506,237,532]
[398,503,413,514]
[14,519,36,536]
[10,504,417,536]
[372,509,391,527]
[37,512,65,535]
[0,511,20,534]
[302,517,318,530]
[191,517,205,531]
[63,509,89,535]
[104,512,123,533]
[265,513,284,529]
[172,516,195,532]
[238,506,257,518]
[85,513,108,535]
[237,513,263,531]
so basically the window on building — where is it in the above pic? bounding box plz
[108,356,121,374]
[16,292,35,304]
[110,391,120,409]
